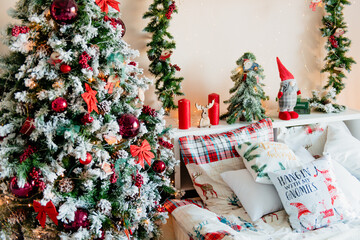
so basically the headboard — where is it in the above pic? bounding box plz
[169,109,360,191]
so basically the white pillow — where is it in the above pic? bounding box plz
[324,122,360,179]
[332,160,360,215]
[221,169,283,222]
[235,141,302,184]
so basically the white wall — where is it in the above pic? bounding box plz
[1,0,359,118]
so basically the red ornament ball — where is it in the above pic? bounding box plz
[63,209,90,231]
[81,113,94,125]
[9,177,34,198]
[116,18,126,37]
[152,160,166,174]
[80,153,92,165]
[60,64,71,73]
[117,114,140,139]
[52,97,68,112]
[50,0,78,25]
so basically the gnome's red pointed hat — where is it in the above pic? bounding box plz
[277,57,294,81]
[290,202,311,219]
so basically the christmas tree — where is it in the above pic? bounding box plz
[221,52,268,123]
[0,0,176,239]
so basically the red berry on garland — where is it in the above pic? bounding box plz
[60,64,71,73]
[142,105,157,117]
[79,153,92,165]
[81,113,94,125]
[152,160,166,174]
[129,61,137,66]
[156,205,166,213]
[9,177,34,198]
[50,0,78,25]
[52,97,68,112]
[132,172,144,188]
[63,209,90,231]
[117,114,140,139]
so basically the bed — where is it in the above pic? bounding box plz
[161,109,360,240]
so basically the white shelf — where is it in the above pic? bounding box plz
[166,108,360,138]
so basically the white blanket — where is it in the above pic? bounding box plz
[170,203,360,240]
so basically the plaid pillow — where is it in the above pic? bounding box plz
[179,118,274,208]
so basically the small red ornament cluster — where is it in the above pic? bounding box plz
[170,63,181,71]
[19,145,37,163]
[79,51,93,70]
[52,97,68,112]
[81,113,94,125]
[329,35,339,48]
[11,26,30,37]
[133,172,144,188]
[142,105,157,117]
[158,138,173,149]
[63,209,90,231]
[165,1,176,19]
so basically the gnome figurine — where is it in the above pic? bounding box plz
[276,57,301,121]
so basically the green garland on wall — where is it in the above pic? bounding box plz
[308,0,356,113]
[143,0,184,113]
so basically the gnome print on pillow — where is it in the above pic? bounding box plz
[276,57,301,121]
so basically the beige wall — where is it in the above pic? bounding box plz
[1,0,359,117]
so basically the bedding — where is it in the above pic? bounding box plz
[220,169,283,222]
[268,155,353,232]
[178,118,273,210]
[235,142,301,184]
[324,121,360,179]
[165,198,360,240]
[277,123,328,156]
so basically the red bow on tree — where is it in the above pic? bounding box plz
[81,83,99,114]
[33,200,59,228]
[95,0,120,14]
[130,140,155,169]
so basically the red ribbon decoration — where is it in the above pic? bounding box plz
[33,200,59,228]
[95,0,120,14]
[130,140,155,169]
[81,83,99,114]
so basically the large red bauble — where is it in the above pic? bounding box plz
[9,177,34,198]
[52,97,68,112]
[63,209,90,231]
[50,0,78,25]
[152,160,166,174]
[80,153,92,165]
[116,18,126,37]
[60,64,71,73]
[117,114,140,139]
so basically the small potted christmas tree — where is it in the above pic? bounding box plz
[221,52,269,123]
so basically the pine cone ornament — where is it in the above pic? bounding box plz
[111,149,129,160]
[8,209,26,225]
[58,178,75,193]
[98,100,112,115]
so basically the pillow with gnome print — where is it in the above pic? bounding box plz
[268,155,353,232]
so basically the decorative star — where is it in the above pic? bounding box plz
[81,83,99,114]
[95,0,120,14]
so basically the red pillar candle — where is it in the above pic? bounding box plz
[178,98,191,129]
[208,93,220,125]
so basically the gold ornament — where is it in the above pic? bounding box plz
[52,80,64,89]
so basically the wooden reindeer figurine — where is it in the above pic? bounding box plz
[195,99,215,128]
